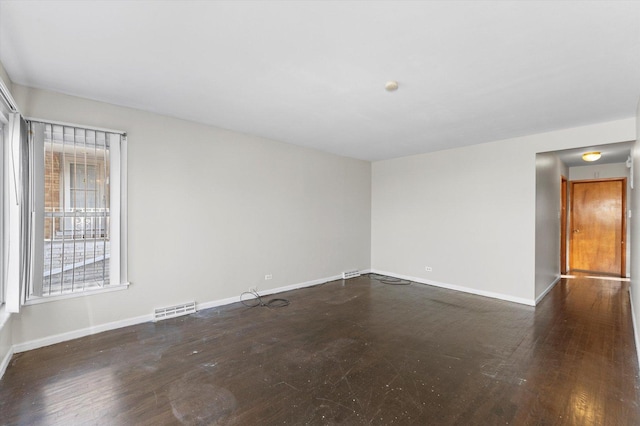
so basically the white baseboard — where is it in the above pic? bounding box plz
[629,288,640,370]
[197,273,345,311]
[11,272,351,355]
[12,313,153,353]
[195,295,241,311]
[0,307,14,380]
[370,269,536,306]
[256,273,343,296]
[0,346,14,380]
[535,275,561,305]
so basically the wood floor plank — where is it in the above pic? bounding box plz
[1,275,639,425]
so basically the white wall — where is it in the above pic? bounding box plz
[570,162,629,180]
[535,153,563,301]
[372,119,635,305]
[9,84,372,346]
[631,100,640,367]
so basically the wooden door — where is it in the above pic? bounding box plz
[569,179,626,276]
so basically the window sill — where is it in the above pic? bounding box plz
[24,282,130,305]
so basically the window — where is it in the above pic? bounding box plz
[27,121,128,301]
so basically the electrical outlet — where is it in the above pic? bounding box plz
[425,266,433,272]
[265,274,272,280]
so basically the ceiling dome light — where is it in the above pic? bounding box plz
[582,151,601,162]
[385,81,399,91]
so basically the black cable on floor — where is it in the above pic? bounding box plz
[370,273,412,286]
[240,289,290,308]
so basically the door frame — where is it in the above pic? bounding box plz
[569,177,626,277]
[560,176,567,274]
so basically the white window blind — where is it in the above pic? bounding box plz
[1,78,24,311]
[4,113,28,312]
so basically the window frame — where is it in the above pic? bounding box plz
[25,119,129,304]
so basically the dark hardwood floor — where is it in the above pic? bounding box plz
[1,274,639,425]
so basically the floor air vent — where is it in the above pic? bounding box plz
[342,270,361,279]
[154,301,196,321]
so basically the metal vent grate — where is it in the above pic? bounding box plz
[342,270,361,279]
[154,301,196,321]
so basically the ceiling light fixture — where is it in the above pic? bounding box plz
[385,81,399,91]
[582,151,601,162]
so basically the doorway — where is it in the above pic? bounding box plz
[569,178,626,276]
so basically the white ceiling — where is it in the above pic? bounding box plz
[1,1,639,161]
[553,141,635,168]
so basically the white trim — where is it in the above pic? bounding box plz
[535,274,561,305]
[26,117,125,136]
[0,345,13,380]
[370,269,536,306]
[630,288,640,370]
[23,282,129,305]
[109,133,122,286]
[258,274,342,296]
[30,123,45,297]
[196,295,244,311]
[13,310,151,353]
[0,78,19,113]
[120,136,128,284]
[197,273,343,311]
[0,307,13,380]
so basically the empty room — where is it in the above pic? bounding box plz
[1,1,640,424]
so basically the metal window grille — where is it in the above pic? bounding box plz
[41,124,111,295]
